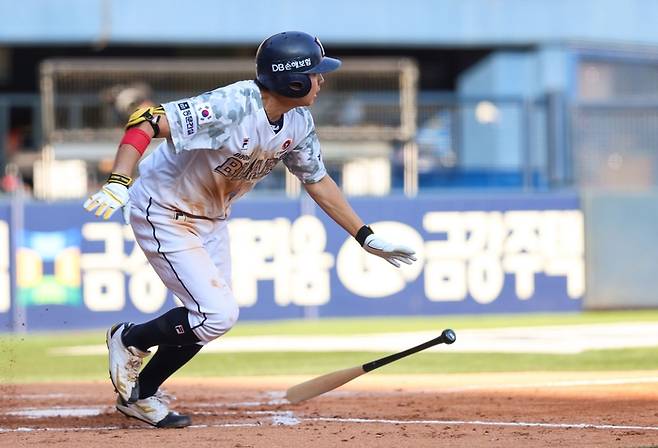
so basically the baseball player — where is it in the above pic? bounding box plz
[83,31,417,428]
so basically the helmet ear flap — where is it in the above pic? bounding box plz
[284,73,312,98]
[256,73,311,98]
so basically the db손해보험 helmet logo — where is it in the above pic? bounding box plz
[271,58,313,72]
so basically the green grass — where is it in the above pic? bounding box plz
[178,346,658,377]
[2,310,658,382]
[224,309,658,336]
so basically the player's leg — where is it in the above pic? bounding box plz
[105,198,207,404]
[116,242,238,427]
[130,241,240,348]
[121,306,201,351]
[133,219,236,399]
[129,243,238,389]
[105,307,201,403]
[111,323,202,428]
[135,343,202,399]
[108,198,237,427]
[115,305,203,400]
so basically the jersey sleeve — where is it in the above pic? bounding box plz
[282,111,327,184]
[162,86,242,152]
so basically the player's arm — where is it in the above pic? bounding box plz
[304,175,417,268]
[84,106,171,220]
[303,175,363,236]
[111,106,171,175]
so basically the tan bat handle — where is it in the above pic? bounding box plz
[285,365,366,404]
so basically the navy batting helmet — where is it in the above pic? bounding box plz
[256,31,341,98]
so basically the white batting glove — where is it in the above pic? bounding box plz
[83,174,131,220]
[362,233,417,268]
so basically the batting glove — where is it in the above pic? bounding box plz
[83,173,131,220]
[355,225,416,268]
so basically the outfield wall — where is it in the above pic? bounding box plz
[0,193,584,331]
[582,190,658,310]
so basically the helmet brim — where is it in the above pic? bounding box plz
[305,57,342,74]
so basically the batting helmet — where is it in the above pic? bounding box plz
[256,31,341,98]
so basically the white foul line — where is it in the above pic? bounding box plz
[3,415,658,433]
[0,422,262,433]
[309,417,658,431]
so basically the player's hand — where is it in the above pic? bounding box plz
[83,182,130,220]
[362,234,417,268]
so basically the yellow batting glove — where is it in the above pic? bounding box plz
[83,174,131,220]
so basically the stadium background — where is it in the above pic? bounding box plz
[2,1,658,446]
[1,0,657,329]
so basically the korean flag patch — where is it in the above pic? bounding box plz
[197,103,214,124]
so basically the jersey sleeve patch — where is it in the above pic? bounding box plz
[174,100,198,137]
[163,85,247,152]
[196,102,217,125]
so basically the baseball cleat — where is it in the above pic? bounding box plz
[115,392,192,428]
[106,322,150,403]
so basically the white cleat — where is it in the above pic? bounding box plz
[106,322,150,403]
[116,390,191,428]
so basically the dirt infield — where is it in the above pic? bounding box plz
[2,372,658,447]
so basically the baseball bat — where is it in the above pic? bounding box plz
[285,328,456,404]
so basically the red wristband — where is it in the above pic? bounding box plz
[120,128,151,155]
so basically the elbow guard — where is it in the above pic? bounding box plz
[125,105,165,136]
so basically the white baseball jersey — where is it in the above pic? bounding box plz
[131,80,327,219]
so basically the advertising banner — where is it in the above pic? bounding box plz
[0,193,584,331]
